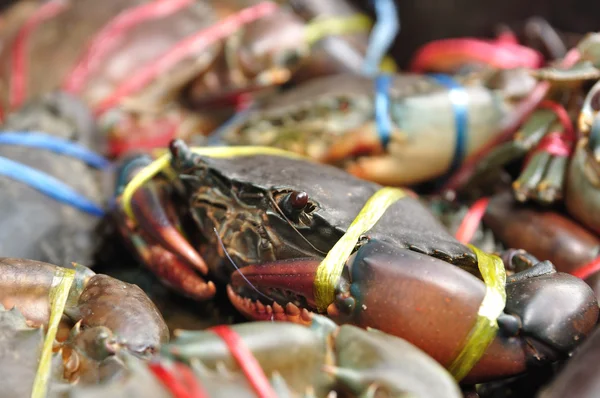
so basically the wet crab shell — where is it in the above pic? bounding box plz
[173,152,477,270]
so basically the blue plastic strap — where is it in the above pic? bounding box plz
[374,74,393,149]
[428,73,469,174]
[362,0,399,76]
[0,132,110,169]
[0,156,105,216]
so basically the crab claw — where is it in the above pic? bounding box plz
[228,239,598,382]
[114,154,215,300]
[503,262,599,361]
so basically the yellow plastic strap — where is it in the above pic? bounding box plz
[304,14,372,46]
[31,267,75,398]
[447,244,507,381]
[380,56,397,73]
[122,146,307,223]
[314,187,406,312]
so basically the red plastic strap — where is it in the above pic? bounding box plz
[62,0,194,94]
[148,361,209,398]
[538,100,575,142]
[572,257,600,280]
[531,131,573,157]
[455,197,490,244]
[210,325,277,398]
[9,0,67,110]
[93,1,278,117]
[521,101,574,166]
[409,38,543,73]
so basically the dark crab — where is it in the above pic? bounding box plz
[114,140,598,382]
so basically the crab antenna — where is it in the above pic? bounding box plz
[212,228,273,303]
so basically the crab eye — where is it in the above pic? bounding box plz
[278,190,309,217]
[289,191,308,209]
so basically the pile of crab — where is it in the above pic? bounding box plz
[2,0,600,397]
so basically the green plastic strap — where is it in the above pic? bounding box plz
[31,267,75,398]
[121,146,307,223]
[447,244,507,381]
[314,187,406,312]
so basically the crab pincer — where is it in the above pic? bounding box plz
[229,239,598,383]
[114,152,216,300]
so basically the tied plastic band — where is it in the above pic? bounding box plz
[363,0,400,75]
[10,0,68,110]
[121,146,308,223]
[94,1,279,116]
[314,187,406,312]
[148,361,209,398]
[0,156,105,216]
[447,244,506,381]
[304,14,372,46]
[532,131,573,158]
[455,198,491,244]
[0,132,111,169]
[210,325,277,398]
[62,0,195,93]
[374,74,393,149]
[429,73,469,175]
[31,267,75,398]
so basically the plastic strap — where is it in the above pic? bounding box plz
[532,131,573,158]
[210,325,277,398]
[447,244,506,381]
[121,146,308,222]
[362,0,399,75]
[0,132,110,169]
[572,257,600,280]
[538,100,575,142]
[94,1,278,116]
[374,74,393,149]
[0,156,105,216]
[62,0,195,93]
[314,187,406,312]
[148,361,209,398]
[455,198,490,244]
[31,267,75,398]
[429,73,469,175]
[410,38,543,73]
[10,0,67,110]
[304,13,372,46]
